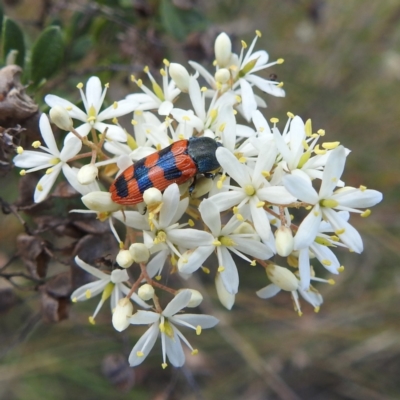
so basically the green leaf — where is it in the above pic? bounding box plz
[30,25,64,85]
[2,17,25,67]
[160,0,189,41]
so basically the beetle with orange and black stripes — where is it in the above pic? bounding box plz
[110,137,222,205]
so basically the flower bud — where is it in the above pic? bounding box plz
[77,164,98,185]
[169,63,190,92]
[266,265,298,292]
[129,243,150,264]
[177,289,203,307]
[143,187,162,205]
[274,226,294,257]
[49,105,73,131]
[112,298,133,332]
[138,284,154,301]
[215,68,230,84]
[215,273,235,310]
[81,191,121,212]
[116,250,134,269]
[215,32,232,67]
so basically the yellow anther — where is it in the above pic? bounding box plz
[213,240,222,246]
[287,112,294,118]
[219,122,226,132]
[66,106,72,111]
[182,115,190,121]
[188,219,195,227]
[314,144,327,155]
[256,201,265,208]
[314,307,320,313]
[155,275,162,281]
[113,101,118,109]
[320,199,339,208]
[112,117,118,124]
[201,266,210,274]
[88,316,95,325]
[322,141,340,150]
[191,349,199,355]
[305,205,312,210]
[250,260,256,266]
[19,170,26,176]
[290,214,294,220]
[135,110,143,116]
[119,241,124,249]
[130,75,136,82]
[143,66,149,73]
[317,129,325,136]
[136,79,143,87]
[32,141,41,148]
[287,255,298,268]
[297,310,303,317]
[241,40,247,48]
[277,58,284,64]
[196,325,202,335]
[255,29,262,37]
[277,82,284,88]
[45,168,53,175]
[328,279,335,285]
[163,58,170,66]
[37,184,43,192]
[160,69,167,77]
[235,213,244,221]
[359,185,367,191]
[235,95,242,103]
[335,228,345,235]
[338,265,345,272]
[270,117,279,124]
[201,86,207,92]
[313,210,319,216]
[305,119,312,136]
[270,218,277,225]
[145,129,151,134]
[178,134,185,140]
[238,156,246,163]
[331,235,339,242]
[77,82,83,89]
[72,297,77,303]
[302,140,309,150]
[321,259,332,266]
[261,170,270,178]
[212,59,217,66]
[136,351,144,357]
[361,209,371,218]
[218,266,225,272]
[16,146,23,154]
[105,83,109,88]
[244,184,255,196]
[161,363,168,369]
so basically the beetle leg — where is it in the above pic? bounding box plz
[189,176,197,196]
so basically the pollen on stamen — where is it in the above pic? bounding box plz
[112,117,118,124]
[338,265,345,272]
[19,170,26,176]
[277,82,284,88]
[155,275,162,281]
[322,141,340,150]
[143,66,149,73]
[105,83,110,88]
[136,79,143,87]
[261,170,270,178]
[235,95,242,103]
[313,210,319,216]
[130,75,136,82]
[287,112,294,118]
[297,310,303,317]
[201,266,210,274]
[270,117,279,124]
[156,143,162,151]
[256,201,265,208]
[188,219,194,227]
[163,58,170,66]
[178,134,185,140]
[361,209,371,218]
[85,289,92,299]
[16,146,24,154]
[219,122,226,132]
[238,156,246,163]
[37,184,43,192]
[328,279,335,285]
[88,316,95,325]
[45,168,53,175]
[196,325,202,335]
[160,69,166,77]
[32,141,41,148]
[236,213,244,221]
[359,185,367,191]
[77,82,83,89]
[191,349,199,355]
[113,101,118,109]
[161,363,168,369]
[137,351,144,357]
[317,129,325,136]
[201,86,207,92]
[250,260,256,266]
[322,259,332,266]
[218,266,225,272]
[335,228,345,235]
[314,307,320,313]
[72,297,77,303]
[241,40,247,48]
[277,58,284,64]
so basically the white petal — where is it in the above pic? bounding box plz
[250,198,271,242]
[163,290,191,317]
[159,183,180,228]
[188,61,216,88]
[239,78,257,122]
[128,323,159,366]
[218,247,239,294]
[74,255,109,279]
[45,94,87,121]
[332,188,382,209]
[246,74,285,97]
[98,99,138,120]
[165,327,185,367]
[257,186,297,205]
[209,190,247,212]
[171,314,219,329]
[13,151,53,169]
[298,248,311,290]
[319,146,346,198]
[39,114,59,156]
[232,237,273,260]
[70,280,106,302]
[85,76,103,111]
[34,164,62,202]
[178,246,214,274]
[199,199,221,236]
[113,210,149,230]
[188,76,205,120]
[294,204,322,250]
[256,284,281,299]
[216,147,251,188]
[167,229,214,248]
[311,243,340,274]
[129,310,160,324]
[215,273,235,309]
[282,175,319,204]
[158,100,174,116]
[93,122,127,142]
[146,250,169,278]
[59,136,82,161]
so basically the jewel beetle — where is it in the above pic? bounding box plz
[110,137,222,205]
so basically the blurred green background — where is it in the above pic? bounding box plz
[0,0,398,399]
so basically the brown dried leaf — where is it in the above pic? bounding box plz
[69,212,110,235]
[45,271,72,298]
[16,234,50,278]
[101,353,135,392]
[51,181,81,198]
[40,288,69,323]
[0,279,17,313]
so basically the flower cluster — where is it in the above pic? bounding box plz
[13,31,382,368]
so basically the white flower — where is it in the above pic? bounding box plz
[179,199,273,294]
[70,256,150,324]
[45,76,137,142]
[127,63,180,116]
[283,145,383,252]
[128,290,218,368]
[209,146,296,242]
[112,298,134,332]
[13,114,82,203]
[143,184,214,278]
